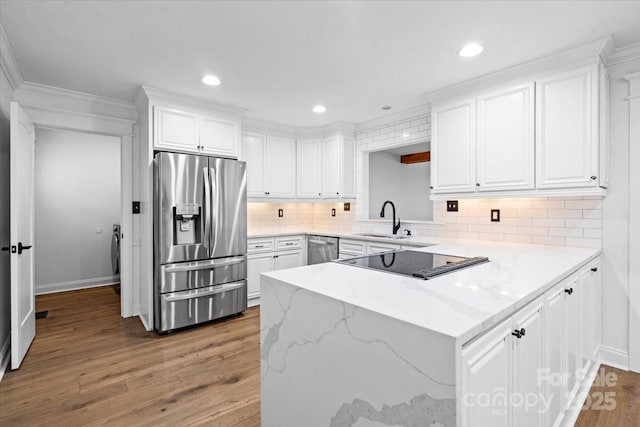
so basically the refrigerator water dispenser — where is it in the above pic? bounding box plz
[173,204,202,245]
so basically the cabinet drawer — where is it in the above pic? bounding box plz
[339,239,366,255]
[366,241,402,254]
[247,238,275,254]
[275,235,303,251]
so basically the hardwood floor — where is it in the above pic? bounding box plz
[0,286,260,426]
[1,287,639,426]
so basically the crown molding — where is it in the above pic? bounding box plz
[423,37,612,104]
[606,41,640,67]
[241,116,356,139]
[355,104,429,133]
[140,85,247,117]
[0,22,24,90]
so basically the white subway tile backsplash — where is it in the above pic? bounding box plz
[533,235,566,246]
[548,209,582,218]
[549,227,583,238]
[565,237,602,248]
[532,218,565,227]
[584,228,602,239]
[565,219,602,229]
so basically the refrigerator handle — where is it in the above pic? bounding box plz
[210,166,219,252]
[203,166,212,251]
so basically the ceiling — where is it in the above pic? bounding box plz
[1,1,640,127]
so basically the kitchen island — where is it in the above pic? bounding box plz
[260,239,601,427]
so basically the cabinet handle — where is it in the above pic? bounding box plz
[591,267,598,272]
[318,193,321,196]
[476,183,480,187]
[336,192,339,195]
[430,186,433,190]
[564,288,573,295]
[285,242,294,246]
[591,176,597,180]
[519,328,526,337]
[512,330,523,339]
[254,244,264,248]
[273,255,279,258]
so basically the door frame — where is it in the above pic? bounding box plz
[22,106,136,318]
[626,71,640,373]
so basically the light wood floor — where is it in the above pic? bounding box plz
[1,287,638,426]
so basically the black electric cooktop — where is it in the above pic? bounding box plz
[337,250,489,280]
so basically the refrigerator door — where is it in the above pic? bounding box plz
[155,152,210,264]
[209,158,247,259]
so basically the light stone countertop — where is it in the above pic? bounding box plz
[262,236,600,344]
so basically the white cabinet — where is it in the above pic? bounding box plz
[545,282,565,427]
[366,241,402,254]
[431,98,477,193]
[153,106,239,157]
[339,239,366,259]
[241,132,296,199]
[536,66,600,189]
[476,83,535,191]
[322,134,356,199]
[296,139,322,198]
[564,276,580,406]
[246,235,305,305]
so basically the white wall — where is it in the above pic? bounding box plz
[600,57,640,364]
[368,150,433,222]
[0,59,14,354]
[34,128,120,293]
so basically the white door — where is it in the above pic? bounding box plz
[153,106,199,152]
[545,283,565,427]
[431,98,477,193]
[536,66,598,189]
[240,132,266,197]
[341,137,356,198]
[265,135,296,198]
[199,115,239,158]
[322,135,342,197]
[461,319,511,427]
[247,253,275,301]
[274,250,303,270]
[513,299,544,427]
[476,83,535,191]
[564,278,580,407]
[296,139,322,198]
[9,102,36,369]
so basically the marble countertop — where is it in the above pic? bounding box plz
[263,238,600,344]
[248,229,430,247]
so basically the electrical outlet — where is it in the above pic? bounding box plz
[343,202,351,211]
[278,209,284,218]
[491,209,500,222]
[446,200,458,212]
[331,208,336,217]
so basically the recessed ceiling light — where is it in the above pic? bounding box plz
[401,133,410,138]
[382,105,392,111]
[458,43,484,58]
[201,75,221,86]
[312,105,327,114]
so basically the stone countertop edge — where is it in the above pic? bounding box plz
[261,238,601,346]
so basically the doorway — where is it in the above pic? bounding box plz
[33,128,121,298]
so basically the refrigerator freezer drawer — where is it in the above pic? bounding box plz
[157,280,247,332]
[159,256,247,293]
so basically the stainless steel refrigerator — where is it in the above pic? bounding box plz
[154,152,247,333]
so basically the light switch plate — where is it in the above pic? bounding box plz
[447,200,458,212]
[278,209,284,218]
[491,209,500,222]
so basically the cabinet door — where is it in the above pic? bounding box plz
[275,250,303,270]
[342,137,356,198]
[590,260,602,360]
[240,132,267,197]
[431,98,476,193]
[200,115,239,158]
[564,278,580,407]
[477,83,535,191]
[366,242,401,254]
[322,135,343,197]
[247,253,275,301]
[461,319,512,427]
[513,299,544,427]
[154,107,199,152]
[297,139,322,198]
[536,66,598,189]
[546,283,565,427]
[265,136,296,198]
[599,64,610,188]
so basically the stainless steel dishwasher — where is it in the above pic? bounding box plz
[307,235,339,265]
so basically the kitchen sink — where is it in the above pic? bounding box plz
[355,233,408,240]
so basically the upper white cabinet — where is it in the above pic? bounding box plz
[322,134,356,199]
[477,83,535,191]
[431,98,477,193]
[430,62,609,198]
[241,132,296,199]
[154,106,239,157]
[296,138,322,198]
[536,66,601,189]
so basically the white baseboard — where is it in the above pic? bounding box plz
[561,360,602,427]
[599,345,629,371]
[35,275,120,295]
[0,334,10,383]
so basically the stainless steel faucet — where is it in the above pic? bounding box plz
[380,200,401,235]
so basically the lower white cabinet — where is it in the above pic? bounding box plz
[247,235,306,305]
[366,241,402,254]
[462,257,601,427]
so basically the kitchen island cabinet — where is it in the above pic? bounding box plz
[260,239,601,427]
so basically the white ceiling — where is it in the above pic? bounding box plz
[1,1,640,127]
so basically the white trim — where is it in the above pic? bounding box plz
[21,105,135,137]
[0,23,24,90]
[0,335,10,382]
[120,134,134,318]
[355,104,430,132]
[141,85,247,117]
[430,187,607,200]
[605,42,640,66]
[35,276,120,295]
[598,345,629,371]
[560,361,602,427]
